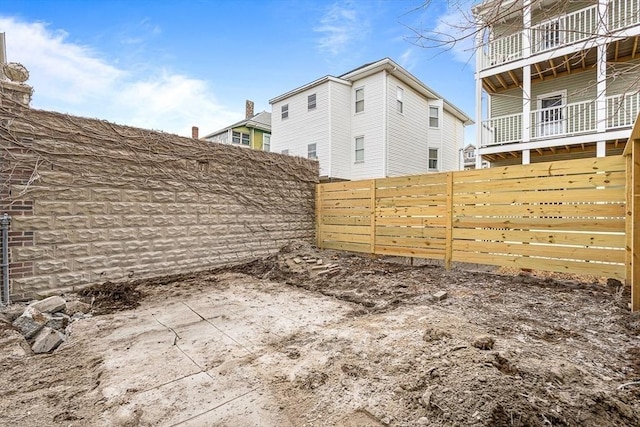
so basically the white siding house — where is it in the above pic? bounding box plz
[269,58,473,181]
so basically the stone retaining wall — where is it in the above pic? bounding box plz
[0,96,318,299]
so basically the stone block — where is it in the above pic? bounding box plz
[44,188,91,201]
[74,202,108,215]
[139,251,165,264]
[35,201,73,216]
[65,300,91,316]
[432,291,448,301]
[35,260,70,274]
[209,224,228,235]
[199,193,218,204]
[176,192,199,203]
[150,191,175,203]
[123,190,150,202]
[13,276,53,295]
[71,229,108,243]
[121,215,149,227]
[190,204,209,214]
[45,313,70,331]
[165,226,188,237]
[74,256,109,269]
[165,249,189,261]
[0,330,32,359]
[174,237,194,248]
[39,171,74,186]
[110,202,139,215]
[139,227,163,239]
[12,246,53,262]
[54,215,89,229]
[92,188,121,202]
[12,215,53,231]
[91,241,124,255]
[12,306,47,338]
[188,225,208,236]
[91,267,124,282]
[110,228,138,240]
[31,327,65,353]
[56,272,91,287]
[152,239,173,251]
[197,214,218,225]
[139,203,165,215]
[173,215,197,225]
[209,204,228,214]
[30,296,67,313]
[90,215,121,228]
[56,243,91,258]
[123,240,150,251]
[36,230,71,244]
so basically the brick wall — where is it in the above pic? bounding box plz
[0,96,318,300]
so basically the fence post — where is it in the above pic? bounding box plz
[445,172,454,270]
[631,139,640,312]
[316,184,322,249]
[370,179,376,254]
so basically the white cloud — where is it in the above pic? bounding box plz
[399,47,418,72]
[314,1,368,55]
[0,16,236,136]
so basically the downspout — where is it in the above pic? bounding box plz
[1,213,10,305]
[382,70,388,177]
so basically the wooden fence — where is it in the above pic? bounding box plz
[317,145,640,311]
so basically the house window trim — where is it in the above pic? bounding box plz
[232,130,250,146]
[428,147,439,171]
[307,143,317,159]
[308,93,317,111]
[263,133,271,152]
[355,87,364,114]
[354,136,365,163]
[536,90,567,137]
[397,87,404,114]
[281,104,289,120]
[429,106,440,128]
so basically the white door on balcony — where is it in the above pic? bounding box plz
[537,91,566,137]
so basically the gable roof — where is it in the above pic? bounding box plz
[269,57,472,125]
[203,111,272,139]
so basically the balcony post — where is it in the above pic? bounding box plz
[475,23,484,168]
[596,0,608,151]
[522,0,531,59]
[521,0,532,153]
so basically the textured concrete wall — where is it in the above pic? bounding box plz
[1,97,318,299]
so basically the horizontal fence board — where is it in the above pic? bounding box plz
[376,184,448,198]
[454,156,625,181]
[320,189,372,200]
[321,224,371,235]
[453,216,625,232]
[376,235,447,249]
[377,195,448,208]
[453,227,625,248]
[454,171,626,194]
[321,198,372,208]
[453,203,625,218]
[377,206,448,217]
[375,245,445,259]
[320,215,371,226]
[454,188,625,205]
[320,232,371,244]
[319,207,372,215]
[321,240,371,253]
[452,240,625,264]
[321,180,374,192]
[452,250,625,279]
[376,174,447,188]
[376,226,447,239]
[375,216,447,227]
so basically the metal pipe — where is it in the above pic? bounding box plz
[1,213,10,305]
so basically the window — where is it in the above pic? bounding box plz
[281,149,289,155]
[397,87,404,113]
[537,91,566,136]
[355,88,364,113]
[263,134,271,152]
[308,94,316,110]
[232,131,249,145]
[308,143,317,159]
[355,136,364,162]
[281,104,289,119]
[429,106,439,128]
[428,148,438,170]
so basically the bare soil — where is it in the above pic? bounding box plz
[1,241,639,426]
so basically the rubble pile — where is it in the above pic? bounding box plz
[1,295,92,355]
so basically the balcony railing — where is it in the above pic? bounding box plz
[480,93,639,146]
[479,0,640,71]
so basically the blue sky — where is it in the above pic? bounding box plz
[1,0,477,142]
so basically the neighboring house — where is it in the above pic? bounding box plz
[463,144,490,169]
[202,100,272,151]
[269,58,473,181]
[473,0,640,167]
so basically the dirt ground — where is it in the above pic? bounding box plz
[1,241,639,426]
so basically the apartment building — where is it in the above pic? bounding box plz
[474,0,640,166]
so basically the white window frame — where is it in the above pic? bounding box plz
[307,143,317,159]
[263,134,271,152]
[428,148,439,170]
[397,87,404,114]
[354,136,364,163]
[232,130,250,145]
[536,90,566,137]
[308,93,316,111]
[281,149,289,155]
[429,106,440,128]
[281,104,289,120]
[355,87,364,113]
